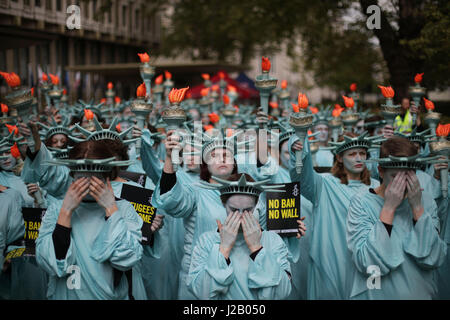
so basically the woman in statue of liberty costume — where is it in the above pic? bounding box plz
[346,136,447,299]
[288,131,382,299]
[0,131,34,207]
[0,169,26,299]
[187,173,292,299]
[35,140,144,299]
[133,123,201,300]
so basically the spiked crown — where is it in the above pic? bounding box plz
[327,131,384,155]
[197,174,285,197]
[37,116,77,141]
[70,116,138,145]
[43,157,134,173]
[364,153,441,171]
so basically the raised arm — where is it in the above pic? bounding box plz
[288,135,324,205]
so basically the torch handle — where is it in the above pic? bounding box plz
[144,79,152,103]
[260,92,269,115]
[172,148,180,172]
[441,167,448,199]
[135,118,146,157]
[33,188,45,208]
[295,132,307,174]
[332,129,339,143]
[44,94,51,109]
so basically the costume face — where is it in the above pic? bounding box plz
[225,194,257,233]
[73,172,107,201]
[374,127,383,136]
[201,113,210,125]
[225,194,256,216]
[381,168,414,198]
[0,152,16,171]
[183,144,200,173]
[122,106,134,117]
[341,148,367,174]
[188,108,200,121]
[355,120,365,135]
[314,124,329,142]
[207,148,235,179]
[50,134,68,149]
[280,140,290,169]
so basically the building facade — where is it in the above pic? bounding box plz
[0,0,161,102]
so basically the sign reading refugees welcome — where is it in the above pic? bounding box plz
[120,184,156,245]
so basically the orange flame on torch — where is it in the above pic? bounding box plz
[42,73,48,82]
[261,57,271,72]
[436,123,450,137]
[116,123,121,133]
[115,96,121,104]
[201,73,210,81]
[5,124,18,135]
[136,83,146,97]
[208,112,220,124]
[138,53,150,63]
[218,71,225,80]
[291,103,300,113]
[164,70,172,80]
[84,109,94,121]
[309,106,319,114]
[342,95,355,108]
[31,87,34,96]
[1,103,8,113]
[10,143,20,159]
[211,84,220,92]
[200,88,210,97]
[107,82,114,90]
[350,83,357,92]
[155,74,163,85]
[436,124,450,137]
[0,71,21,88]
[227,85,237,92]
[168,87,189,104]
[378,85,395,99]
[270,102,279,109]
[223,94,230,105]
[281,80,288,90]
[298,93,309,109]
[49,74,59,86]
[423,97,435,111]
[414,73,424,84]
[332,108,343,118]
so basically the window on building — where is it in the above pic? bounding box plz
[123,5,127,27]
[46,0,52,11]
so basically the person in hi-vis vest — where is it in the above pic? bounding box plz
[394,98,421,133]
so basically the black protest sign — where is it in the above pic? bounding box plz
[22,207,47,256]
[120,184,156,245]
[118,170,147,187]
[266,182,300,237]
